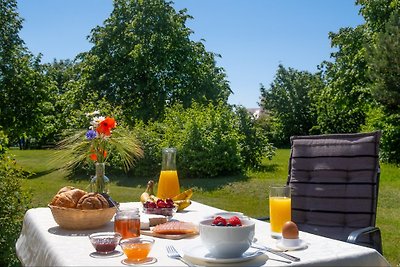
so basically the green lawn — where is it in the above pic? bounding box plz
[10,149,400,266]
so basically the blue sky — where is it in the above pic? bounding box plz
[18,0,364,108]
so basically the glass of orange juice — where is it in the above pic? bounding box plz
[120,237,156,265]
[269,186,291,238]
[157,148,180,199]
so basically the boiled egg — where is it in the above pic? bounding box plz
[282,221,299,239]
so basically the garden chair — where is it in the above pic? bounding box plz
[288,131,383,254]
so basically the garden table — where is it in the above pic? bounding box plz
[16,201,389,266]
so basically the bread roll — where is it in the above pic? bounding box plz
[50,188,86,208]
[50,192,76,208]
[77,193,109,209]
[57,186,75,195]
[68,189,86,204]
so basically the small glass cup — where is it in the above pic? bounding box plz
[120,237,156,265]
[114,208,140,239]
[88,232,123,257]
[269,186,291,238]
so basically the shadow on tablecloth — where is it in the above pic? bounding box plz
[48,221,114,236]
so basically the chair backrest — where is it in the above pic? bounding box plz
[287,131,381,241]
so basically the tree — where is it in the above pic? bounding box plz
[366,11,400,113]
[364,6,400,163]
[260,64,323,146]
[79,0,231,123]
[314,25,372,134]
[316,0,400,163]
[0,0,55,146]
[357,0,398,32]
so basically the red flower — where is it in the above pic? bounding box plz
[96,117,116,136]
[90,153,97,161]
[90,150,107,161]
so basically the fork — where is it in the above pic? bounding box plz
[166,245,196,267]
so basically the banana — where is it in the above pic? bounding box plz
[172,188,194,201]
[140,180,155,203]
[149,195,159,202]
[174,199,192,211]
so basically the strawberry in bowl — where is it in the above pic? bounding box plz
[142,198,177,217]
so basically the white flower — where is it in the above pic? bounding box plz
[90,116,105,128]
[85,110,101,117]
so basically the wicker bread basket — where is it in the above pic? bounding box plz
[48,205,116,230]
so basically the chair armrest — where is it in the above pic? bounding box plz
[347,226,383,255]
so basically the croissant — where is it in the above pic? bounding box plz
[50,188,86,208]
[76,192,109,209]
[56,186,75,195]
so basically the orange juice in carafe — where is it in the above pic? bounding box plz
[157,148,180,199]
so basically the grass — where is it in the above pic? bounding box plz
[10,148,400,266]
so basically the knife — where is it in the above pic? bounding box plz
[251,244,300,262]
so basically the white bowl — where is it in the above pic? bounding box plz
[199,218,255,258]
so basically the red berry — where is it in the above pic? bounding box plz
[147,201,157,209]
[228,216,242,226]
[156,199,167,208]
[165,198,174,208]
[212,216,227,226]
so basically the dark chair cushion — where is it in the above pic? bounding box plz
[288,132,381,243]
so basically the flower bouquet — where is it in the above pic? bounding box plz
[56,111,143,193]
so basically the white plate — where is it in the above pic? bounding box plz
[276,239,308,251]
[183,244,263,264]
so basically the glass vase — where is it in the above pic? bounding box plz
[90,162,110,194]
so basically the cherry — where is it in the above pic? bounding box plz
[147,201,157,209]
[156,199,167,208]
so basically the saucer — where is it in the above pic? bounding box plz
[89,250,123,258]
[121,257,157,265]
[276,239,308,251]
[183,244,264,263]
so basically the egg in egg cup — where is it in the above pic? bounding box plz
[282,221,300,246]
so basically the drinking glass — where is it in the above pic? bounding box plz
[269,186,291,238]
[114,208,140,239]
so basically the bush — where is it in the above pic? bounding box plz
[235,106,276,168]
[0,130,8,155]
[0,155,32,267]
[363,106,400,164]
[133,102,275,178]
[130,120,164,178]
[170,102,243,177]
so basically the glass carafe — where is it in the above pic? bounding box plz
[157,148,180,199]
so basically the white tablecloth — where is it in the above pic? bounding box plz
[16,201,389,266]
